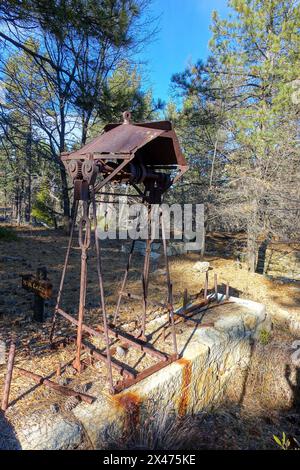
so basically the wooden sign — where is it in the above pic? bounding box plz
[21,268,52,323]
[21,274,52,300]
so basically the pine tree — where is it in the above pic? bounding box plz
[172,0,300,271]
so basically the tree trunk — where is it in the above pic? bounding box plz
[247,232,257,273]
[60,165,70,233]
[25,123,32,224]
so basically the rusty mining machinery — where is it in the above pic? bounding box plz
[50,111,189,394]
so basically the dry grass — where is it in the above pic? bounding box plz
[0,226,299,449]
[106,328,300,451]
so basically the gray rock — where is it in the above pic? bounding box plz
[50,403,60,414]
[116,346,126,357]
[64,396,80,412]
[192,261,210,272]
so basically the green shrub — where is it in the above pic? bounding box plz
[259,328,270,345]
[32,185,57,227]
[273,432,290,450]
[0,226,18,241]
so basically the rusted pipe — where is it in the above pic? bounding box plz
[74,201,90,372]
[214,273,218,302]
[1,342,16,412]
[50,200,79,343]
[204,271,208,300]
[113,239,136,324]
[56,308,168,361]
[183,288,188,311]
[226,282,230,300]
[15,367,94,404]
[91,188,114,393]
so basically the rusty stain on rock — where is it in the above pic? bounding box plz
[113,392,142,433]
[177,358,192,417]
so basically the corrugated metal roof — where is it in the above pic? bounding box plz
[63,120,187,168]
[68,124,165,158]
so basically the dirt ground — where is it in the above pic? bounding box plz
[0,225,300,450]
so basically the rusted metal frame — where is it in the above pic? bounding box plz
[113,190,148,326]
[50,200,79,343]
[61,152,132,162]
[1,342,16,412]
[56,307,168,362]
[113,239,136,325]
[73,201,90,372]
[179,298,211,317]
[15,367,95,404]
[160,209,178,358]
[177,298,234,324]
[30,336,76,355]
[80,340,136,379]
[96,323,168,362]
[94,157,134,193]
[161,130,188,167]
[140,212,152,338]
[114,353,177,394]
[90,186,115,394]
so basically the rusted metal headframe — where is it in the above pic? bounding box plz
[61,111,188,203]
[50,112,188,394]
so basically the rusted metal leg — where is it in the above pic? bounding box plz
[226,281,230,300]
[91,187,114,394]
[15,367,95,404]
[113,239,136,325]
[50,200,79,343]
[140,237,151,339]
[168,284,178,358]
[204,271,208,300]
[1,341,16,412]
[183,288,188,312]
[160,209,178,358]
[73,201,90,373]
[214,272,218,302]
[56,363,62,377]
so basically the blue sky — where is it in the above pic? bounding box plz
[140,0,229,103]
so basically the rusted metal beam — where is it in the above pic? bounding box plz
[114,354,178,394]
[1,342,16,412]
[81,341,136,379]
[97,324,169,362]
[50,200,79,343]
[56,308,168,362]
[15,367,95,404]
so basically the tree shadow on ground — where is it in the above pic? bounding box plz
[0,411,21,450]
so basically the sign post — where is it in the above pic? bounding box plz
[21,267,52,322]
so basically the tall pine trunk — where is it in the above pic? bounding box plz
[60,165,70,233]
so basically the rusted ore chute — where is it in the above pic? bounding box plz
[50,111,188,394]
